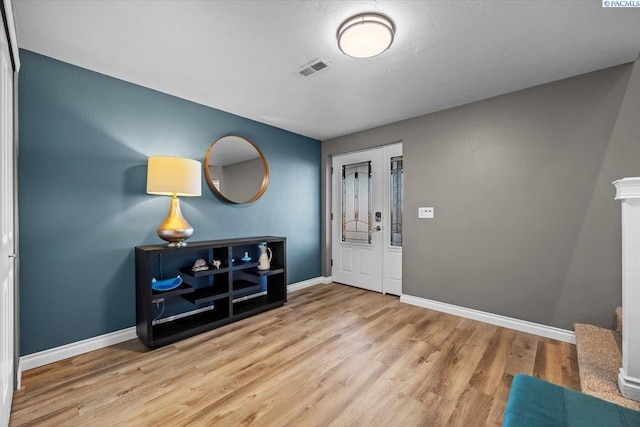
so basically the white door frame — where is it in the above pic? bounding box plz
[1,1,19,424]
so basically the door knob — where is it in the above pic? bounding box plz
[370,226,381,232]
[8,254,16,258]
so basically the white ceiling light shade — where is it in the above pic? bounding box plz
[337,13,396,59]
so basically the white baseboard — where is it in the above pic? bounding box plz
[618,369,640,401]
[16,359,23,390]
[288,276,332,293]
[400,294,576,344]
[17,276,333,384]
[18,327,137,382]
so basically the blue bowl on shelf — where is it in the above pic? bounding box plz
[151,275,182,291]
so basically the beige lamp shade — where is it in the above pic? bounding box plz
[147,156,202,196]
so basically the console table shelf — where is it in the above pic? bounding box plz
[151,283,194,300]
[151,309,229,345]
[245,267,285,276]
[231,261,259,270]
[233,279,262,295]
[182,285,230,305]
[135,236,287,348]
[179,265,231,278]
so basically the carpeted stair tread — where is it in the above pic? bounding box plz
[574,323,640,410]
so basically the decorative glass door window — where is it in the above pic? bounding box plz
[390,156,403,246]
[342,161,372,243]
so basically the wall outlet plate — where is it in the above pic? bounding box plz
[418,207,434,219]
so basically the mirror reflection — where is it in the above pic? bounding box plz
[204,135,269,204]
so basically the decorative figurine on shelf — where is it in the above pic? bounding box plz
[258,242,272,271]
[241,252,252,262]
[212,259,222,269]
[191,258,209,272]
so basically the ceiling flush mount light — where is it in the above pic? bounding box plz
[337,13,395,59]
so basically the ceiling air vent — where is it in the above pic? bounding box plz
[297,58,332,77]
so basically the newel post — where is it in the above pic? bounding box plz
[613,177,640,401]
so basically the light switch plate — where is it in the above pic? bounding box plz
[418,207,434,219]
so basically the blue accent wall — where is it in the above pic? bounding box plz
[18,50,321,355]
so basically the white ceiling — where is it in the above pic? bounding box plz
[11,0,640,141]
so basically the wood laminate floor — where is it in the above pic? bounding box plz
[11,283,580,426]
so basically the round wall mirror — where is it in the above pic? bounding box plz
[204,135,269,204]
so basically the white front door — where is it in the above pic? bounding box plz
[0,16,15,426]
[332,144,403,295]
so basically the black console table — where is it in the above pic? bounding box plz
[135,236,286,348]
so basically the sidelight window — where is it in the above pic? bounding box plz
[390,156,403,247]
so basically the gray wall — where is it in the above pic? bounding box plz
[322,62,640,330]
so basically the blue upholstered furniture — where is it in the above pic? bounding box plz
[503,374,640,426]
